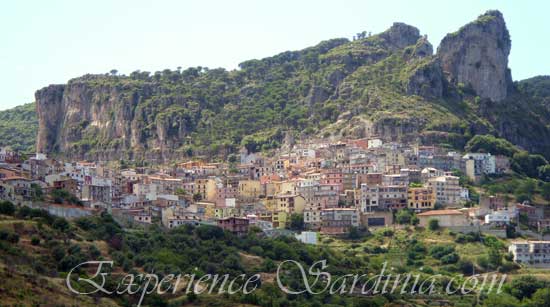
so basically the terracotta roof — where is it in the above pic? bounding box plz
[417,209,464,216]
[0,176,29,181]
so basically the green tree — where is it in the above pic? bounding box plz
[348,226,361,239]
[542,182,550,201]
[512,151,548,178]
[395,209,412,225]
[31,235,40,246]
[53,218,70,233]
[465,135,518,157]
[508,276,544,300]
[538,164,550,182]
[175,188,187,196]
[530,287,550,307]
[428,219,440,231]
[0,201,15,216]
[482,293,520,307]
[289,213,304,231]
[411,215,420,226]
[31,183,44,201]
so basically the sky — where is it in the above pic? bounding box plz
[1,0,549,110]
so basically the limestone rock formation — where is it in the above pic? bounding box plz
[437,10,512,102]
[379,22,421,50]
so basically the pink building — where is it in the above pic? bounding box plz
[320,170,344,193]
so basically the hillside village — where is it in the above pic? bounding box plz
[2,137,549,267]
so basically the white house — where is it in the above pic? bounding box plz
[485,211,511,225]
[295,231,318,245]
[368,138,383,149]
[509,241,550,267]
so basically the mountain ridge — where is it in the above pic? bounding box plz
[3,10,550,161]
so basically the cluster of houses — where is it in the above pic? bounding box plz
[1,139,550,265]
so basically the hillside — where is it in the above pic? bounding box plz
[2,201,550,307]
[0,102,37,153]
[0,10,546,161]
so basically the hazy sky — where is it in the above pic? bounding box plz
[1,0,549,110]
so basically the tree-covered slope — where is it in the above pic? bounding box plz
[0,102,37,153]
[20,11,550,161]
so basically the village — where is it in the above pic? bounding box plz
[0,138,548,267]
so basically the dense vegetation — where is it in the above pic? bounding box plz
[2,201,544,306]
[0,102,37,152]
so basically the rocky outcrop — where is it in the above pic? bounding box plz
[35,78,192,160]
[406,58,444,99]
[437,10,512,102]
[410,36,433,58]
[379,22,421,50]
[35,85,64,153]
[31,10,550,161]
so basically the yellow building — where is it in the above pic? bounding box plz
[263,182,279,197]
[407,187,436,211]
[196,201,216,219]
[214,207,240,219]
[279,180,297,194]
[238,180,261,200]
[275,193,306,214]
[272,211,289,229]
[261,196,277,212]
[195,178,217,201]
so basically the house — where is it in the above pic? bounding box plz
[360,211,393,227]
[478,195,508,217]
[420,168,445,182]
[360,184,407,212]
[462,153,496,181]
[407,187,436,211]
[509,241,550,267]
[132,211,153,224]
[52,177,79,196]
[217,217,250,236]
[161,206,201,228]
[320,170,344,193]
[417,209,469,228]
[0,166,24,179]
[320,208,359,234]
[214,206,240,219]
[238,180,261,200]
[194,178,217,201]
[303,207,322,230]
[382,173,409,186]
[418,152,461,172]
[426,175,461,206]
[272,211,288,229]
[275,193,306,214]
[368,138,383,149]
[82,182,112,204]
[0,177,40,203]
[485,211,511,225]
[295,231,318,245]
[355,173,383,187]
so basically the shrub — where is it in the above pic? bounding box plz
[31,236,40,246]
[457,259,474,275]
[428,219,440,231]
[440,252,459,264]
[7,233,19,244]
[0,229,9,241]
[0,201,15,215]
[429,245,455,259]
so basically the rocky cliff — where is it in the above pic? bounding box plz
[32,10,550,161]
[437,10,512,102]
